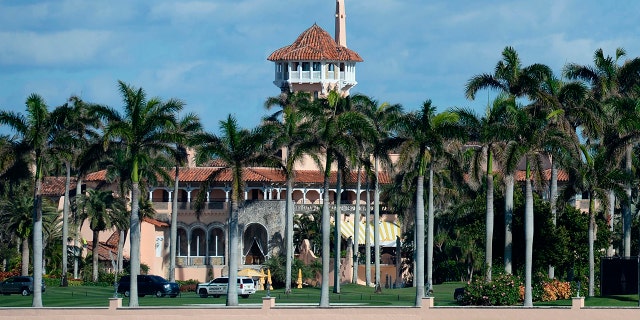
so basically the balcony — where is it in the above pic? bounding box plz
[151,201,229,214]
[176,256,225,267]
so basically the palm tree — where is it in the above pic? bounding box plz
[396,100,462,306]
[264,91,315,293]
[573,144,629,296]
[351,94,402,287]
[76,189,125,282]
[0,93,56,307]
[0,182,34,276]
[92,80,180,307]
[195,114,278,306]
[300,91,374,305]
[167,113,203,282]
[50,96,100,286]
[465,46,552,275]
[564,48,640,257]
[454,97,511,282]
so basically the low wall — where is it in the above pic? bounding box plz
[1,297,638,320]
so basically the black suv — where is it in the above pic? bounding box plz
[0,276,46,296]
[116,275,180,298]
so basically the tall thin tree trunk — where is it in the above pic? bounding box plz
[588,195,595,297]
[415,174,425,306]
[320,172,331,307]
[504,174,514,274]
[92,230,99,282]
[32,166,44,307]
[623,145,632,257]
[73,178,83,279]
[226,199,239,306]
[169,166,179,282]
[607,190,615,257]
[285,176,294,292]
[61,161,71,286]
[365,182,371,287]
[426,164,434,293]
[524,164,534,307]
[128,182,141,307]
[118,230,125,273]
[352,166,361,284]
[374,159,381,287]
[333,168,342,293]
[549,161,558,278]
[485,151,494,282]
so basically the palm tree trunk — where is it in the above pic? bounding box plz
[285,176,294,292]
[169,166,179,282]
[92,230,99,282]
[333,168,342,293]
[32,168,44,307]
[320,172,331,307]
[549,162,558,278]
[485,171,494,282]
[365,182,371,287]
[61,161,71,286]
[352,166,361,284]
[129,181,141,307]
[21,238,29,276]
[426,163,434,293]
[623,145,632,257]
[74,177,83,279]
[524,165,534,307]
[607,190,615,257]
[504,174,514,274]
[588,195,595,297]
[415,174,425,306]
[226,199,239,306]
[118,230,125,273]
[374,159,381,287]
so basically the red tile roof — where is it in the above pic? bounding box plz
[267,24,363,62]
[42,176,77,196]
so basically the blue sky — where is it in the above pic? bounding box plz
[1,0,639,133]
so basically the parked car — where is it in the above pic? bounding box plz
[197,276,256,298]
[116,275,180,298]
[454,287,465,302]
[0,276,46,296]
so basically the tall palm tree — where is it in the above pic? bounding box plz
[351,93,402,286]
[465,46,552,275]
[0,182,34,276]
[91,80,180,307]
[195,114,278,306]
[0,93,56,307]
[76,189,125,282]
[264,91,315,292]
[564,48,640,257]
[50,96,100,286]
[573,144,628,296]
[167,113,202,282]
[396,100,462,306]
[454,97,511,282]
[300,91,374,305]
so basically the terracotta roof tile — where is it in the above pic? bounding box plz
[143,217,169,228]
[42,177,77,196]
[268,24,363,62]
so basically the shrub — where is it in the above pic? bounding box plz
[462,273,521,306]
[177,279,199,292]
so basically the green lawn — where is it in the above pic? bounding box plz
[0,282,637,308]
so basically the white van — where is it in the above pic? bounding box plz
[196,276,256,298]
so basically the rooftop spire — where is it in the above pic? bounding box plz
[335,0,347,47]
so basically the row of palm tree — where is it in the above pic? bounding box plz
[1,45,640,308]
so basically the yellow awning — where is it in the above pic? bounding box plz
[338,221,401,247]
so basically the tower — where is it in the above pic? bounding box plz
[267,0,362,98]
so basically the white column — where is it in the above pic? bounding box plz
[168,190,173,203]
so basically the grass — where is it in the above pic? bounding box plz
[0,282,637,308]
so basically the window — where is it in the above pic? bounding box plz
[302,62,310,71]
[208,228,225,257]
[312,62,321,71]
[190,228,205,256]
[177,228,187,256]
[327,63,335,71]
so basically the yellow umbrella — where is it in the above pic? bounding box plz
[267,269,272,290]
[297,268,303,289]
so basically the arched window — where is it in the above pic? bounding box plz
[190,228,206,257]
[243,224,268,265]
[177,228,188,256]
[208,228,225,257]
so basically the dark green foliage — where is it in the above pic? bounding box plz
[461,272,521,306]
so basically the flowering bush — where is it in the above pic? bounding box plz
[541,279,572,301]
[461,273,521,306]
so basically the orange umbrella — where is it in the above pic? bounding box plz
[267,269,272,290]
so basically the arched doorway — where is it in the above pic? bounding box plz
[243,223,268,265]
